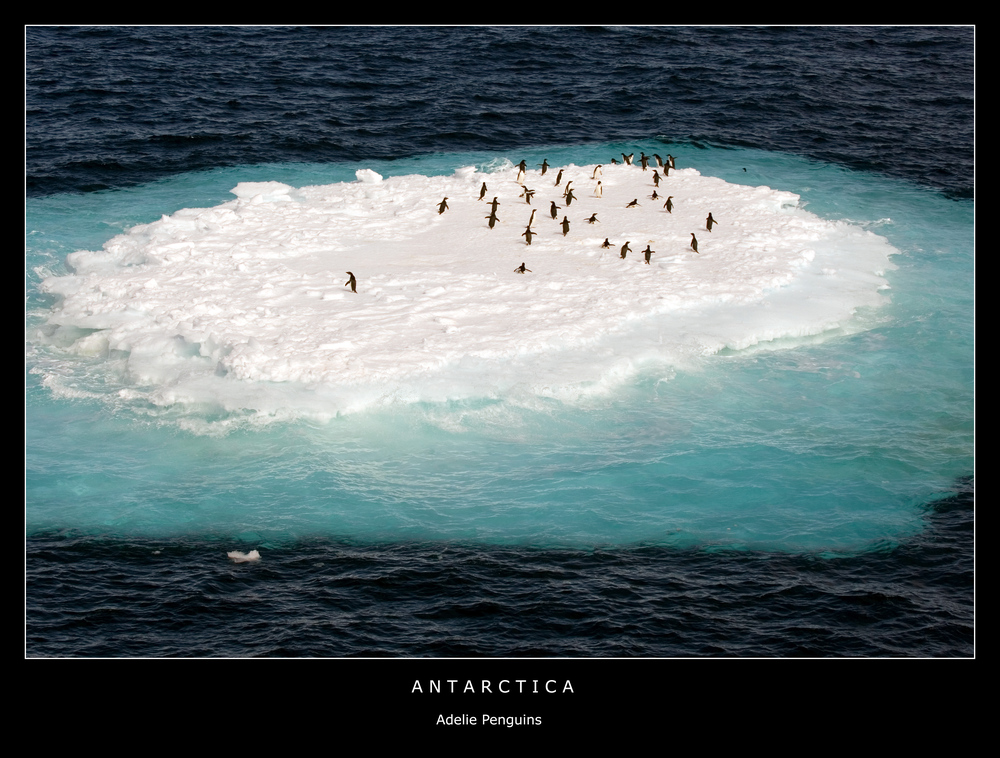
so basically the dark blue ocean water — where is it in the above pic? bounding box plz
[25,26,973,661]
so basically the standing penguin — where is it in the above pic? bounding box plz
[562,180,574,199]
[345,272,357,293]
[516,167,525,185]
[517,160,528,173]
[622,153,634,165]
[690,233,699,253]
[620,242,631,259]
[594,181,603,198]
[561,216,570,236]
[640,152,649,170]
[667,154,676,169]
[489,197,500,215]
[479,182,487,201]
[538,159,550,175]
[527,209,537,228]
[652,171,660,187]
[522,226,535,245]
[565,188,577,206]
[664,196,673,213]
[554,169,564,186]
[592,165,603,179]
[521,187,535,204]
[437,197,449,214]
[653,153,664,167]
[601,238,612,248]
[550,200,560,220]
[486,210,500,229]
[643,245,655,264]
[706,213,718,231]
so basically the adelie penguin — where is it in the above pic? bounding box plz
[479,182,487,201]
[345,271,357,293]
[653,154,664,167]
[706,212,718,231]
[538,159,549,175]
[489,197,500,214]
[550,200,560,220]
[690,233,699,254]
[565,188,577,206]
[643,245,655,264]
[601,238,612,248]
[664,196,673,213]
[587,213,599,224]
[485,211,500,229]
[594,181,603,198]
[522,226,535,245]
[592,165,603,179]
[514,262,531,274]
[626,198,640,208]
[437,197,449,215]
[622,153,634,165]
[554,169,564,186]
[517,160,528,173]
[652,171,660,187]
[640,152,649,170]
[521,187,535,204]
[561,216,570,236]
[562,181,573,199]
[620,242,631,259]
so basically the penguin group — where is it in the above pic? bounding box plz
[336,150,719,297]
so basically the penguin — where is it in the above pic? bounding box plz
[650,190,659,201]
[486,210,499,229]
[565,188,577,206]
[554,169,564,186]
[652,171,660,187]
[517,160,528,173]
[550,200,560,220]
[667,154,676,169]
[489,197,500,214]
[664,196,673,213]
[610,158,619,164]
[515,262,531,274]
[653,154,664,167]
[601,238,612,248]
[690,233,699,253]
[663,164,670,177]
[594,181,603,198]
[643,245,654,264]
[516,167,525,185]
[345,272,357,293]
[562,180,573,198]
[527,209,537,227]
[592,165,603,179]
[626,198,640,208]
[706,213,718,232]
[521,187,535,204]
[640,152,649,170]
[479,182,487,201]
[437,197,449,215]
[522,226,535,245]
[622,153,634,165]
[538,159,550,175]
[561,216,570,236]
[620,242,631,259]
[587,213,599,224]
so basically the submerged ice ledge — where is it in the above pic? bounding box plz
[37,160,897,416]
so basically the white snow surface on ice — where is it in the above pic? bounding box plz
[39,161,896,418]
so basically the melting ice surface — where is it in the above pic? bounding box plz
[26,147,974,552]
[37,161,894,414]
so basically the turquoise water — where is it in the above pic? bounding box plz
[25,143,974,552]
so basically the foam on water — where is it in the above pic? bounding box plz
[25,144,974,552]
